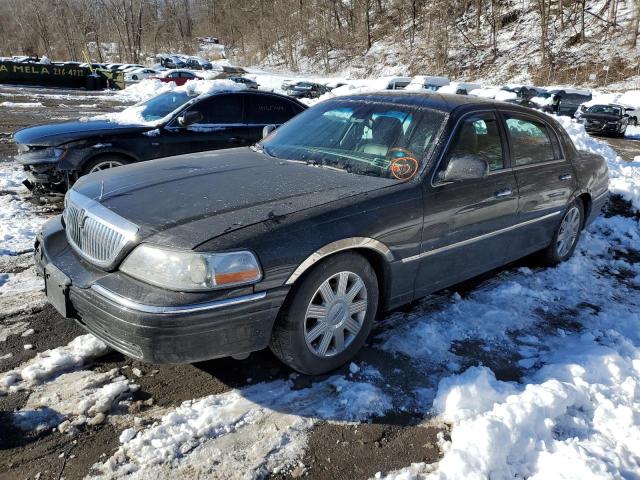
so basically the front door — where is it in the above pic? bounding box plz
[414,110,519,296]
[161,93,246,157]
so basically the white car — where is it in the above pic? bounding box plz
[406,75,450,91]
[125,68,159,82]
[621,105,639,126]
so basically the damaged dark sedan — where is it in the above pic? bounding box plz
[13,88,305,194]
[35,92,609,375]
[580,104,629,137]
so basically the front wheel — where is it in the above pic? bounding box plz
[541,201,584,265]
[82,155,130,176]
[270,252,379,375]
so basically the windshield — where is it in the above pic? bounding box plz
[135,91,192,121]
[587,105,622,116]
[260,99,445,181]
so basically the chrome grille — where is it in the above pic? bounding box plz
[63,189,139,270]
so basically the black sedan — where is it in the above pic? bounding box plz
[580,104,629,137]
[14,89,306,193]
[285,81,330,99]
[35,92,609,375]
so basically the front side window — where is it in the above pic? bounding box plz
[444,113,504,172]
[260,99,445,181]
[135,91,192,122]
[505,116,559,166]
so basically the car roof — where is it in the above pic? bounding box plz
[333,91,515,114]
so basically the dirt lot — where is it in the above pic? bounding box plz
[0,84,638,479]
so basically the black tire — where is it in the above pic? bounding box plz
[541,200,584,265]
[132,75,138,80]
[82,155,130,177]
[270,252,379,375]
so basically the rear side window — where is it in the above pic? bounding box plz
[192,94,244,124]
[245,95,297,124]
[445,112,504,171]
[504,116,561,166]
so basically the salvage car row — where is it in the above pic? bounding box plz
[12,82,609,375]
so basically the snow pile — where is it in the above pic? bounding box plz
[376,117,640,479]
[96,375,391,477]
[0,164,48,256]
[618,90,640,109]
[14,369,137,433]
[554,115,640,210]
[100,79,246,126]
[0,334,109,392]
[0,101,44,108]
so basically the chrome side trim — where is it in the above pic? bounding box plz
[592,189,609,203]
[91,285,267,314]
[401,210,563,263]
[285,237,394,285]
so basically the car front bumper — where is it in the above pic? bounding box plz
[584,122,622,134]
[35,217,288,364]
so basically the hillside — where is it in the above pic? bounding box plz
[250,0,639,88]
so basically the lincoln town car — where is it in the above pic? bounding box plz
[35,92,609,375]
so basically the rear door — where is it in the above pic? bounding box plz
[239,94,306,145]
[500,111,577,257]
[414,110,519,295]
[161,93,246,156]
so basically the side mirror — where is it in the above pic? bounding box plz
[178,111,203,127]
[262,124,278,139]
[440,154,489,182]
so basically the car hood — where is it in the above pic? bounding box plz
[72,148,397,249]
[582,113,621,122]
[13,120,153,147]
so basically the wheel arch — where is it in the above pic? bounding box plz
[81,150,138,174]
[575,192,592,228]
[284,237,394,313]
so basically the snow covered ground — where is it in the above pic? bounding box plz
[0,80,639,478]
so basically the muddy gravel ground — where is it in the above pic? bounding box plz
[0,84,639,480]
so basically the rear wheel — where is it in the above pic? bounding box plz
[83,155,130,176]
[270,252,379,375]
[541,200,584,265]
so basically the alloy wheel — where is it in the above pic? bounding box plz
[556,206,581,257]
[89,160,124,173]
[304,271,368,357]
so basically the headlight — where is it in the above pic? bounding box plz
[15,147,66,165]
[119,244,263,291]
[607,121,619,126]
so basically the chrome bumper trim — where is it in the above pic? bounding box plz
[91,284,267,314]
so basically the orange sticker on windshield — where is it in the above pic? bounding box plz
[390,157,419,180]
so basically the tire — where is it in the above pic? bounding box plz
[132,75,138,80]
[82,155,130,176]
[541,200,584,265]
[270,252,379,375]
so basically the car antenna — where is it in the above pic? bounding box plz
[99,180,105,201]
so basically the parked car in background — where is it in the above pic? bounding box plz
[163,56,187,69]
[407,75,450,91]
[379,76,412,90]
[285,81,330,99]
[580,104,629,137]
[228,76,259,89]
[35,92,608,375]
[125,68,159,82]
[535,89,592,117]
[186,57,213,70]
[439,82,481,95]
[14,89,306,193]
[155,69,203,86]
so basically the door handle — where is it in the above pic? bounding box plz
[494,188,513,198]
[559,174,572,181]
[228,137,241,143]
